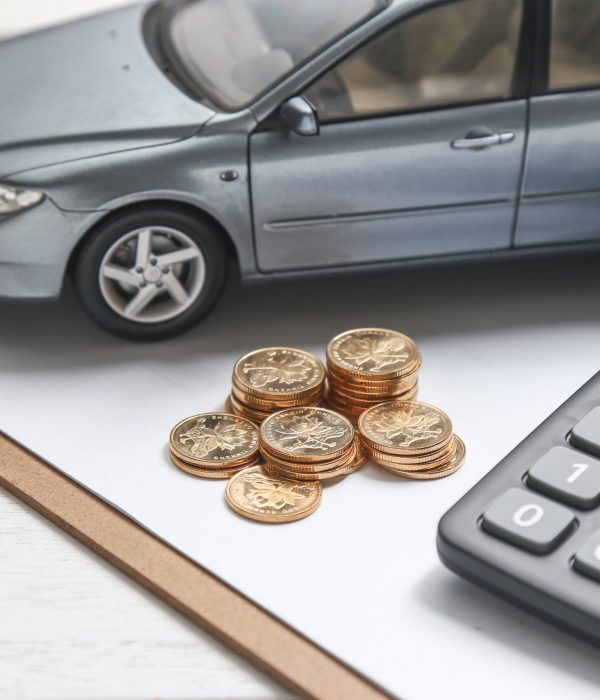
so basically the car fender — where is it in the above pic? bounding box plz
[10,132,258,277]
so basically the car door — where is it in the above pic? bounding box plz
[249,0,529,272]
[516,0,600,247]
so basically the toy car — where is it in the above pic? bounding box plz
[1,0,599,340]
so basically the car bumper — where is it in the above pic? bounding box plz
[0,198,86,300]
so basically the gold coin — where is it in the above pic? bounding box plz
[327,353,422,384]
[232,371,324,397]
[381,436,466,480]
[260,446,355,473]
[230,392,327,424]
[326,380,418,403]
[363,435,454,464]
[170,451,252,479]
[327,328,421,380]
[360,430,453,459]
[364,434,456,464]
[367,437,457,472]
[224,394,262,425]
[260,437,358,473]
[359,401,452,455]
[170,413,260,467]
[327,371,419,390]
[227,393,275,424]
[325,388,419,420]
[233,347,325,399]
[264,441,366,482]
[261,407,355,462]
[264,457,364,482]
[324,395,369,415]
[172,444,262,470]
[327,366,419,393]
[231,382,323,411]
[225,466,322,523]
[327,383,418,408]
[326,390,378,410]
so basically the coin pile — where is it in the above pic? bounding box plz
[226,347,325,424]
[259,407,366,483]
[358,401,465,480]
[169,413,261,479]
[325,328,421,424]
[167,329,467,525]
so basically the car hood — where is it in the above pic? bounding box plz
[0,2,214,178]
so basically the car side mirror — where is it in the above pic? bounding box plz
[279,96,320,137]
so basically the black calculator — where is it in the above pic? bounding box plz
[438,371,600,643]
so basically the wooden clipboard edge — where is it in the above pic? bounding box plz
[0,434,393,700]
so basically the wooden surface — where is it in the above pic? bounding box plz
[0,436,390,700]
[0,486,291,700]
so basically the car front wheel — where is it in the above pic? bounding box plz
[74,208,228,341]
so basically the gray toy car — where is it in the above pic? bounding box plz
[1,0,599,339]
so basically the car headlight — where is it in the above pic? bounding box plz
[0,184,45,215]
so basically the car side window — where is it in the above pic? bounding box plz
[304,0,523,122]
[549,0,600,91]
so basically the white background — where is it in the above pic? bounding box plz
[2,252,600,700]
[3,2,600,699]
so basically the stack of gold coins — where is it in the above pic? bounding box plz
[259,406,366,483]
[325,328,421,424]
[226,347,326,423]
[169,413,260,479]
[358,401,465,480]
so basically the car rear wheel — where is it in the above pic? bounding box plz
[74,208,228,341]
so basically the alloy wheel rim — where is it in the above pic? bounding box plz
[98,226,206,324]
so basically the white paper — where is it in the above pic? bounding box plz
[2,258,600,700]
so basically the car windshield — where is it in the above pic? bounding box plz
[163,0,384,110]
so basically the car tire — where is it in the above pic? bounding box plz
[74,207,228,341]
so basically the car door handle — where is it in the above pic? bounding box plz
[451,131,516,150]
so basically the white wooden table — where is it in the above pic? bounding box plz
[0,488,290,699]
[0,2,289,698]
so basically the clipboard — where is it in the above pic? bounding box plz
[0,434,392,700]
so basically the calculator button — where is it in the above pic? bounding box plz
[526,446,600,510]
[482,488,575,554]
[574,530,600,583]
[570,407,600,458]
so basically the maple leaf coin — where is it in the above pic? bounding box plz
[327,328,421,380]
[225,466,322,523]
[260,407,355,463]
[170,413,259,468]
[233,347,325,399]
[359,401,453,455]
